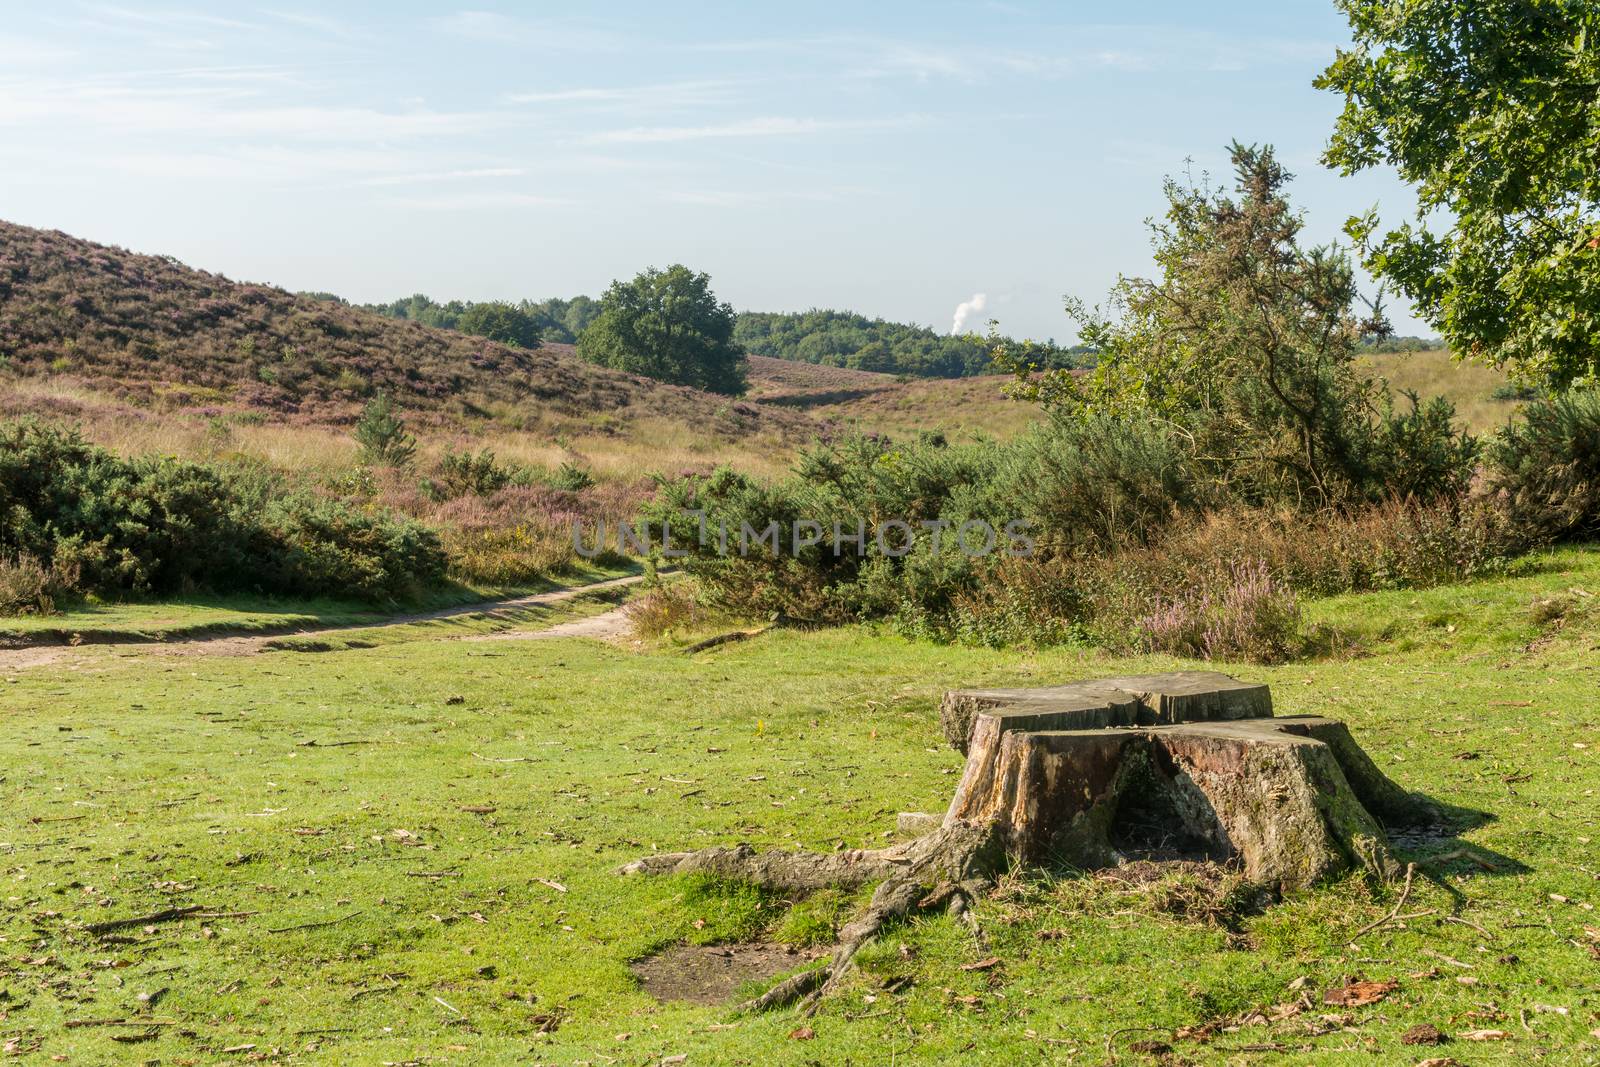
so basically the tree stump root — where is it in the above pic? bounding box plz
[619,673,1431,1012]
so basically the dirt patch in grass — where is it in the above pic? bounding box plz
[630,941,829,1006]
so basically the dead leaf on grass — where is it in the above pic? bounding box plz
[1460,1028,1510,1041]
[1401,1023,1446,1046]
[1322,978,1398,1007]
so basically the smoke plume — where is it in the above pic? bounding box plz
[950,292,988,335]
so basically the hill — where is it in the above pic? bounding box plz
[743,355,1041,439]
[0,220,797,441]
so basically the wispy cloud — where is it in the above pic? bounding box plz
[504,80,737,110]
[380,190,574,211]
[0,34,79,64]
[102,144,415,181]
[661,188,842,207]
[359,167,526,187]
[84,4,262,33]
[587,115,915,145]
[258,9,356,39]
[0,80,504,141]
[430,11,626,52]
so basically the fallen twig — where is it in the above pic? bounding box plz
[83,905,206,936]
[681,626,771,655]
[1347,862,1416,947]
[1443,914,1494,939]
[267,910,361,934]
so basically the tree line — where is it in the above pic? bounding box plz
[347,292,1088,380]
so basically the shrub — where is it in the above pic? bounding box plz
[0,418,447,602]
[624,582,711,639]
[259,496,446,601]
[431,448,512,499]
[353,392,416,468]
[1134,560,1305,664]
[995,414,1196,550]
[1363,392,1479,502]
[442,523,573,586]
[1487,390,1600,542]
[934,555,1086,648]
[0,553,79,616]
[546,461,595,492]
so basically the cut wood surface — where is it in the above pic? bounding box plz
[621,671,1428,1013]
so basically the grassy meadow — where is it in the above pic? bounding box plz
[2,550,1597,1065]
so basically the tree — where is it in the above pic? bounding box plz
[577,266,747,395]
[1319,0,1600,385]
[455,301,542,348]
[995,143,1472,506]
[353,393,416,468]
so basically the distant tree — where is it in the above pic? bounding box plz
[1319,0,1600,385]
[353,393,416,469]
[456,301,542,348]
[578,265,747,395]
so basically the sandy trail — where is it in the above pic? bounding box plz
[0,573,647,671]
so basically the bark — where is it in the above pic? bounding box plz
[620,672,1423,1012]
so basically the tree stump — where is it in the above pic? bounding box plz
[621,671,1428,1013]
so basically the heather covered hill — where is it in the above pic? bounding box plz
[0,220,799,438]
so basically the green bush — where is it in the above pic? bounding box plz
[1487,390,1600,542]
[0,419,445,602]
[545,461,595,492]
[430,448,512,499]
[995,415,1195,550]
[353,393,416,468]
[260,496,445,601]
[1363,393,1479,502]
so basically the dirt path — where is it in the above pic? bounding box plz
[466,604,636,643]
[0,573,648,670]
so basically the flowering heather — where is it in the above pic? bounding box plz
[1136,560,1304,664]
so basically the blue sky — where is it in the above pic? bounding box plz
[0,2,1429,340]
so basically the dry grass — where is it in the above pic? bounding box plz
[1360,348,1522,435]
[743,355,1040,440]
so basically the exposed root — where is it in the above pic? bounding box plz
[625,820,1007,1013]
[621,674,1431,1015]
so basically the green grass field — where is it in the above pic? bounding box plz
[2,552,1598,1065]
